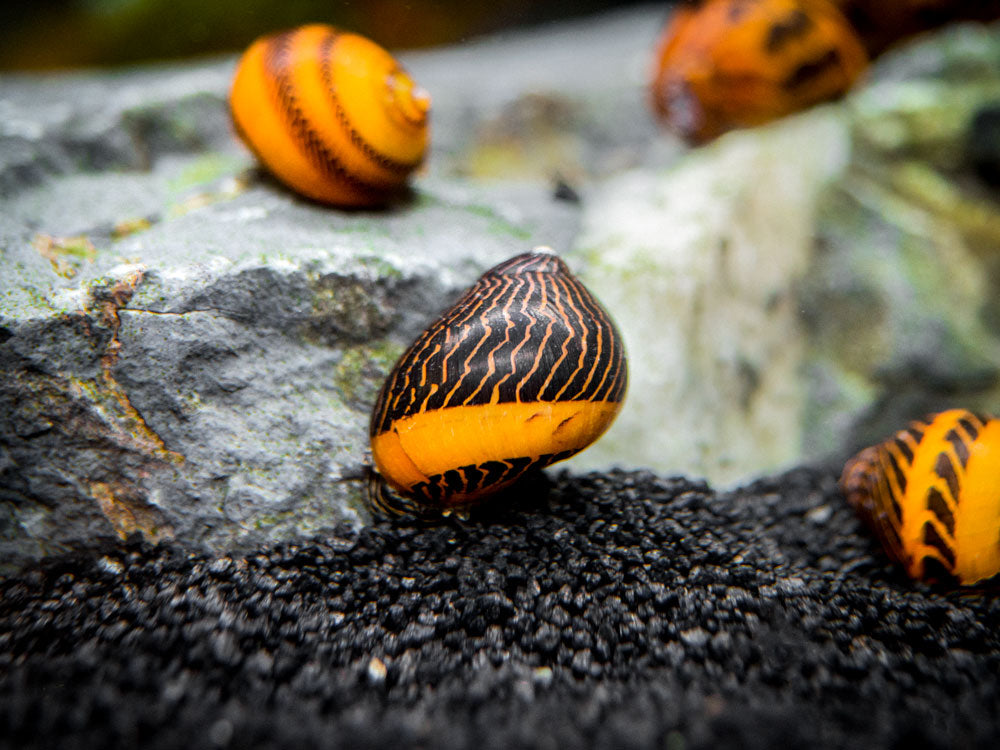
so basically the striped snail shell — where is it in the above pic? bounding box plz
[841,409,1000,585]
[369,249,628,514]
[229,24,430,207]
[649,0,869,144]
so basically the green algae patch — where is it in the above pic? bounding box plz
[330,342,403,412]
[306,277,394,345]
[32,234,99,279]
[168,152,247,194]
[356,254,404,281]
[465,203,532,240]
[111,216,155,239]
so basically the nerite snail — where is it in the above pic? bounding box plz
[229,24,430,207]
[650,0,868,144]
[650,0,1000,144]
[841,409,1000,585]
[369,249,628,515]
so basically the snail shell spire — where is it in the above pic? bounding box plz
[841,409,1000,585]
[229,24,430,206]
[370,249,628,512]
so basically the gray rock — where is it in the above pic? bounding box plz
[570,20,1000,483]
[0,7,664,569]
[568,107,851,484]
[3,7,1000,567]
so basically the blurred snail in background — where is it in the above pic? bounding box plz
[369,249,628,516]
[650,0,1000,144]
[230,24,430,207]
[650,0,867,144]
[841,409,1000,585]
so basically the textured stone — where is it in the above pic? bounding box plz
[0,8,664,568]
[571,20,1000,483]
[570,107,850,484]
[3,9,1000,566]
[802,22,1000,455]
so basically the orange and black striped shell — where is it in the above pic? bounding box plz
[229,24,430,207]
[841,409,1000,585]
[650,0,868,144]
[369,250,628,514]
[650,0,1000,144]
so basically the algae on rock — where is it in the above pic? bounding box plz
[569,108,852,484]
[570,20,1000,484]
[3,8,1000,566]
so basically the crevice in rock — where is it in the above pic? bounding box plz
[88,270,185,465]
[129,308,228,317]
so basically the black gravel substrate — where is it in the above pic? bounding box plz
[2,468,999,750]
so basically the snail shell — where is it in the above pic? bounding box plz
[229,24,430,207]
[649,0,869,144]
[841,409,1000,585]
[369,250,628,514]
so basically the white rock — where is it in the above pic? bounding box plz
[570,108,852,485]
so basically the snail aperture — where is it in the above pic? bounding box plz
[369,249,628,514]
[841,409,1000,585]
[230,24,430,207]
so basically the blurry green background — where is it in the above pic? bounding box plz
[0,0,653,70]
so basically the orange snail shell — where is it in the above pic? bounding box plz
[229,24,430,207]
[649,0,869,144]
[369,250,628,515]
[841,409,1000,585]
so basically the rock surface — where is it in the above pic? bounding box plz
[572,21,1000,482]
[572,108,850,483]
[2,468,999,750]
[803,28,1000,453]
[3,7,1000,565]
[0,8,663,568]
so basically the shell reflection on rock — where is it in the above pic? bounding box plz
[649,0,868,144]
[229,24,430,207]
[369,249,628,515]
[841,409,1000,585]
